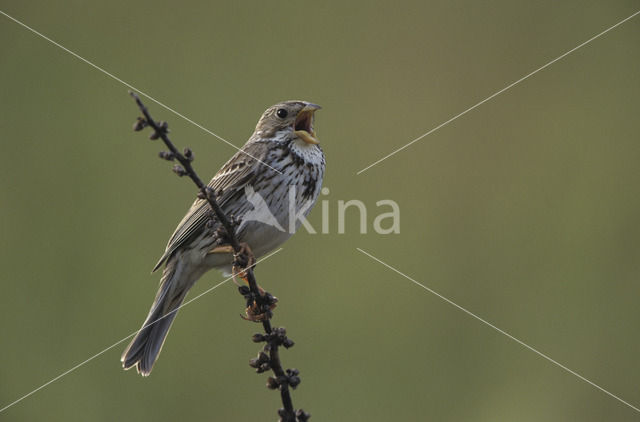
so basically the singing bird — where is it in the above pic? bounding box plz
[122,101,325,375]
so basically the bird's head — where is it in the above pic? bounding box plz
[254,100,321,145]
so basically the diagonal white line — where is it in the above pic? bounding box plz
[0,248,283,414]
[356,9,640,175]
[356,247,640,414]
[0,9,282,175]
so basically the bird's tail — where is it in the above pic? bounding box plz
[121,259,191,376]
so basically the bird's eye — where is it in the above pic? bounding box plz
[276,108,288,119]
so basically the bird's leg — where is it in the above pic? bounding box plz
[231,243,278,322]
[207,244,244,285]
[207,244,234,254]
[231,242,256,285]
[209,242,277,320]
[207,243,258,287]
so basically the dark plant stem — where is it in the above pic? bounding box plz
[129,91,307,421]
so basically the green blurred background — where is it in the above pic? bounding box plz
[1,1,639,420]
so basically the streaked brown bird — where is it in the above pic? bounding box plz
[122,101,325,375]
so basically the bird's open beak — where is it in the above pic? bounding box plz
[294,103,321,145]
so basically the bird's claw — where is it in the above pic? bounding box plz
[232,243,255,275]
[242,296,278,322]
[227,242,277,321]
[231,242,256,285]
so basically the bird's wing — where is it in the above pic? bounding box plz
[152,141,270,272]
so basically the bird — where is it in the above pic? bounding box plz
[121,101,325,376]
